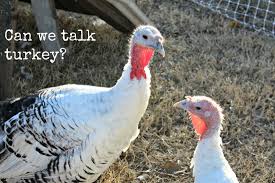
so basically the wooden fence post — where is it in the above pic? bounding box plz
[31,0,63,54]
[0,0,13,101]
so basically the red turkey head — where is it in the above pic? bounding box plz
[129,25,165,80]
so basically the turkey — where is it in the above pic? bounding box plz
[0,25,165,183]
[174,96,239,183]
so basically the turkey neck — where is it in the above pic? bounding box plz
[192,129,225,177]
[112,43,153,127]
[114,43,154,88]
[108,43,153,147]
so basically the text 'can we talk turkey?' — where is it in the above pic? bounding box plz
[3,29,96,63]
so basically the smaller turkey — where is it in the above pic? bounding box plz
[174,96,239,183]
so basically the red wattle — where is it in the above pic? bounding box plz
[189,112,208,140]
[130,44,154,80]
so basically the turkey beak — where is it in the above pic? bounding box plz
[173,100,188,110]
[154,39,165,57]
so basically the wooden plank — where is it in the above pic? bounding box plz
[31,0,63,53]
[56,0,136,32]
[0,0,13,100]
[20,0,152,33]
[107,0,153,27]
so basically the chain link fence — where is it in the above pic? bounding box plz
[192,0,275,37]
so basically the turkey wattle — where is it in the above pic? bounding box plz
[174,96,239,183]
[0,25,165,183]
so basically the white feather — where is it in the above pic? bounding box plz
[0,63,151,182]
[191,132,239,183]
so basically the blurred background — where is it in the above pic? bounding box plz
[0,0,274,182]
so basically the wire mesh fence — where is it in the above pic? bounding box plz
[191,0,275,37]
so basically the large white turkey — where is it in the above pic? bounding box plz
[174,96,239,183]
[0,25,165,183]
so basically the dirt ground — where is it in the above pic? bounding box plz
[11,0,275,182]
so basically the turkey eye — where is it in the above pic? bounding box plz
[195,106,201,110]
[143,35,148,40]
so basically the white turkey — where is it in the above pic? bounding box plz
[174,96,239,183]
[0,25,165,183]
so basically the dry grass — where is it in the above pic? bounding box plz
[12,1,275,183]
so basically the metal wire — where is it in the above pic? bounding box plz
[192,0,275,37]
